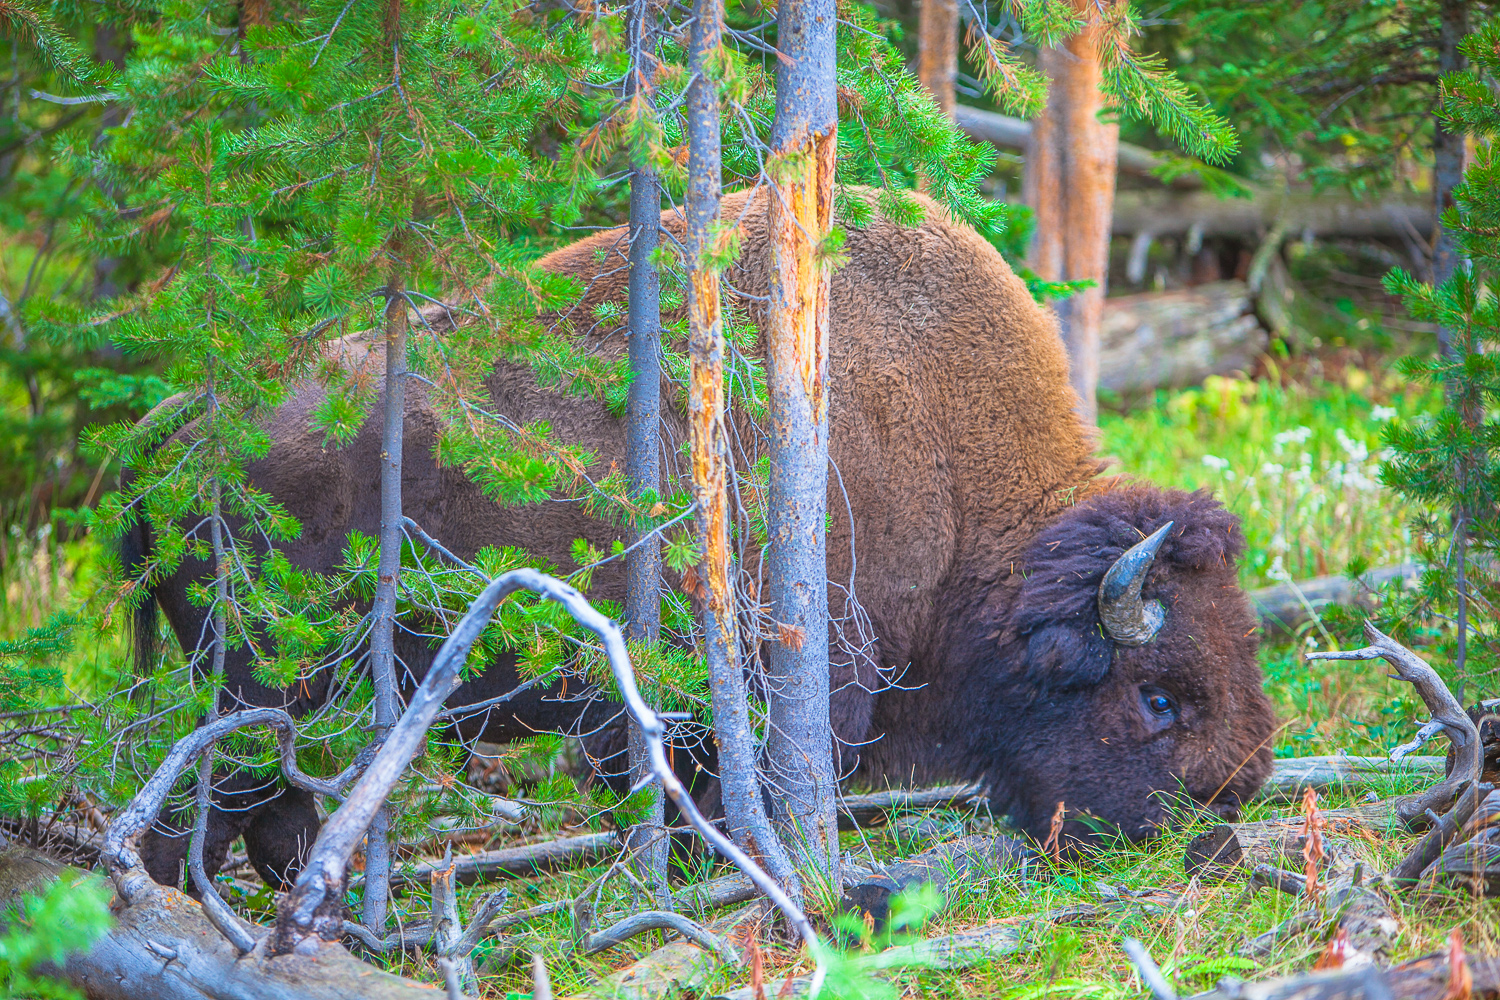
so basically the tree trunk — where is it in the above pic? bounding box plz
[917,0,958,117]
[0,849,445,1000]
[623,0,668,903]
[1434,0,1472,704]
[766,0,839,880]
[363,266,407,934]
[1024,6,1118,426]
[685,0,796,888]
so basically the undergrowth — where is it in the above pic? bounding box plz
[1,368,1485,999]
[1099,366,1442,590]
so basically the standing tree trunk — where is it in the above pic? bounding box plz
[685,0,797,890]
[1023,6,1118,426]
[918,0,959,117]
[765,0,839,879]
[623,0,668,904]
[1434,0,1472,701]
[364,265,407,933]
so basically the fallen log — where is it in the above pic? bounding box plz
[952,105,1199,186]
[1099,281,1268,396]
[1249,564,1422,635]
[837,783,985,829]
[0,846,445,1000]
[1258,755,1445,803]
[396,832,618,885]
[1112,189,1433,241]
[1191,949,1500,999]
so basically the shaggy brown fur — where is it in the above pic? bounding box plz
[133,187,1274,888]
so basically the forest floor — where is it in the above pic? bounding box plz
[386,754,1496,1000]
[4,355,1493,999]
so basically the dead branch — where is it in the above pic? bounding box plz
[1390,782,1495,886]
[100,707,362,911]
[272,568,817,956]
[430,845,478,994]
[583,911,739,963]
[1424,787,1500,894]
[188,723,258,954]
[396,832,617,885]
[1309,622,1484,825]
[1123,937,1179,1000]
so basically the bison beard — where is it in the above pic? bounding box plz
[128,187,1275,892]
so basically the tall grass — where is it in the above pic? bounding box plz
[1100,369,1442,590]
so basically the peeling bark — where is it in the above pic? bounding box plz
[685,0,795,889]
[766,0,839,881]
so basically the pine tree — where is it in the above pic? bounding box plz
[1377,18,1500,703]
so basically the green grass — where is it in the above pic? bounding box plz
[3,367,1487,1000]
[1100,369,1442,590]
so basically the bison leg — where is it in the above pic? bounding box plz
[139,769,308,893]
[242,784,320,889]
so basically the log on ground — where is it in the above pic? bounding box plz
[1258,754,1445,803]
[396,831,617,885]
[1099,281,1268,396]
[0,847,445,1000]
[1250,564,1422,635]
[1191,949,1500,999]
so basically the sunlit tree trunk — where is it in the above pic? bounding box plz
[623,0,668,903]
[685,0,798,890]
[918,0,958,117]
[766,0,839,880]
[1024,8,1118,426]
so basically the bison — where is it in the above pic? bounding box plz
[128,186,1276,892]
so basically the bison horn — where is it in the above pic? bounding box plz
[1098,521,1173,646]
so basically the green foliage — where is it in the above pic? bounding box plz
[0,873,111,1000]
[1100,372,1438,589]
[1374,22,1500,691]
[1153,0,1488,191]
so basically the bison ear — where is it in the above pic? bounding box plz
[1022,622,1112,690]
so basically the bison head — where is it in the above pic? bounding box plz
[983,487,1274,847]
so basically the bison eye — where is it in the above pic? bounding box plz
[1139,685,1179,725]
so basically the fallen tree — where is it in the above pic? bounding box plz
[1099,280,1267,396]
[0,569,816,1000]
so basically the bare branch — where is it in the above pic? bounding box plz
[583,910,739,964]
[272,569,818,955]
[1308,621,1483,817]
[103,707,360,908]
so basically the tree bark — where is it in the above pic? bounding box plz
[623,0,668,906]
[766,0,839,881]
[363,267,408,934]
[685,0,796,888]
[917,0,958,117]
[0,848,445,1000]
[1024,6,1118,426]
